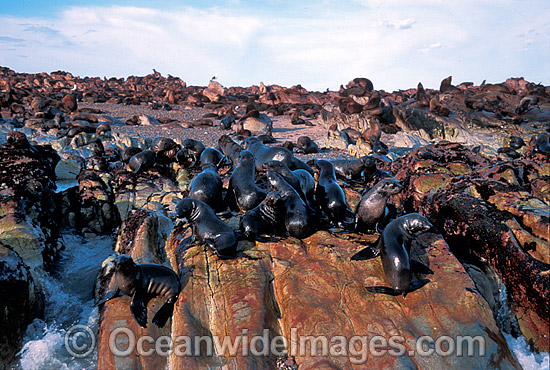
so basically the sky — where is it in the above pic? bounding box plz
[0,0,548,92]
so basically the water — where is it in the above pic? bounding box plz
[497,285,550,370]
[14,233,114,370]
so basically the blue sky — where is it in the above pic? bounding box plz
[0,0,548,91]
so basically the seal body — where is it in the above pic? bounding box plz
[218,134,243,167]
[534,132,550,156]
[332,156,375,181]
[296,136,318,154]
[239,191,284,240]
[189,163,225,213]
[266,170,314,239]
[377,214,433,294]
[199,148,226,168]
[225,150,267,212]
[100,254,181,328]
[244,137,314,175]
[354,178,403,231]
[314,160,349,227]
[128,150,156,173]
[176,198,238,259]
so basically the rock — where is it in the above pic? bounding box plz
[202,80,226,102]
[54,159,82,180]
[322,128,349,151]
[0,243,43,368]
[96,208,174,370]
[241,113,273,136]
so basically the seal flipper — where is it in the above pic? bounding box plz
[96,288,122,306]
[410,260,434,275]
[130,292,149,328]
[350,245,380,260]
[365,286,402,296]
[152,297,176,328]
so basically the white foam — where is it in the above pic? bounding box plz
[15,233,112,370]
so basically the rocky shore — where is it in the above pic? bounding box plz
[0,66,548,369]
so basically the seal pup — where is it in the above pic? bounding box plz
[509,136,525,150]
[97,254,181,328]
[352,213,433,297]
[354,178,404,231]
[244,136,314,175]
[176,198,238,259]
[266,170,315,239]
[188,162,225,213]
[332,156,375,181]
[296,136,319,154]
[313,159,350,228]
[532,132,550,156]
[225,150,267,212]
[239,191,285,241]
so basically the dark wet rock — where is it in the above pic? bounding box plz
[0,243,44,368]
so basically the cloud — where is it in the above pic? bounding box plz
[0,1,548,91]
[0,36,25,42]
[418,42,442,53]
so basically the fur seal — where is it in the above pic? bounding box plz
[199,147,226,168]
[151,137,180,164]
[266,170,315,239]
[352,213,433,297]
[262,160,316,211]
[175,198,238,259]
[296,136,319,154]
[225,150,267,212]
[181,138,205,166]
[244,137,314,175]
[239,191,285,240]
[128,150,156,173]
[509,136,525,150]
[313,160,350,228]
[98,254,181,328]
[533,132,550,156]
[332,156,375,181]
[189,163,225,213]
[218,134,243,167]
[122,147,142,163]
[354,178,403,231]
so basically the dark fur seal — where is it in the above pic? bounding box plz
[354,178,403,231]
[189,163,225,213]
[225,150,267,212]
[128,150,156,173]
[180,138,205,167]
[509,136,525,150]
[262,160,316,211]
[266,170,315,239]
[122,147,142,164]
[152,137,180,164]
[175,198,238,259]
[313,160,350,227]
[332,156,375,181]
[533,132,550,156]
[218,134,243,167]
[239,191,284,240]
[199,148,226,168]
[98,254,180,328]
[244,137,314,175]
[352,213,433,297]
[296,136,319,154]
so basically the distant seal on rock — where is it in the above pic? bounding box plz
[352,213,433,297]
[244,136,314,175]
[176,198,238,259]
[128,150,156,173]
[296,136,319,154]
[189,163,225,213]
[97,254,181,328]
[332,156,375,181]
[509,136,525,150]
[225,150,267,212]
[313,159,350,228]
[266,170,315,239]
[533,132,550,156]
[354,178,404,231]
[239,191,284,240]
